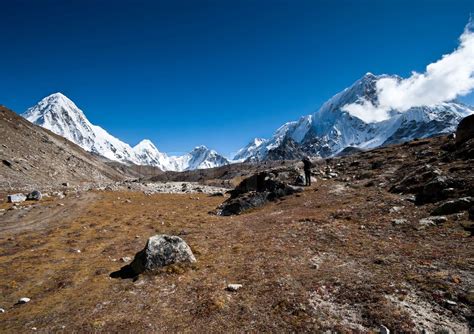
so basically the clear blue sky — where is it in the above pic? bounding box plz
[1,0,473,157]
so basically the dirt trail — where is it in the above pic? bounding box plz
[0,192,99,234]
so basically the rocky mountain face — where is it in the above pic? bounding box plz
[236,73,474,161]
[22,93,230,171]
[233,138,267,162]
[0,105,126,190]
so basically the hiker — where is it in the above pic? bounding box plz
[302,157,312,186]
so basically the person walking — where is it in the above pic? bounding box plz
[302,157,312,186]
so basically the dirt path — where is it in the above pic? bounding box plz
[0,192,99,235]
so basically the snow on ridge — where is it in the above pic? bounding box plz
[22,93,229,171]
[235,72,474,161]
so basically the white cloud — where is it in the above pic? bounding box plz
[342,20,474,123]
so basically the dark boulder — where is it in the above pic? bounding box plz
[26,190,42,201]
[2,159,12,168]
[219,171,302,216]
[456,114,474,145]
[219,192,269,216]
[414,176,455,205]
[431,197,473,216]
[389,164,442,195]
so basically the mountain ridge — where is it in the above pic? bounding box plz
[22,93,230,171]
[235,73,474,161]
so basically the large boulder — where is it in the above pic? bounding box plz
[456,114,474,144]
[431,197,473,216]
[414,176,456,205]
[219,192,269,216]
[219,171,302,215]
[130,235,196,274]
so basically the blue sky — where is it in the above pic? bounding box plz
[1,0,473,157]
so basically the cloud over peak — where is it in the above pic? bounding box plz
[342,19,474,123]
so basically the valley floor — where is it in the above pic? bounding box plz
[0,178,471,332]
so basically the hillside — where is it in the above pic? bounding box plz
[0,105,127,191]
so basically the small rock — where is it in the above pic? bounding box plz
[445,299,457,306]
[419,218,436,228]
[389,206,403,213]
[0,308,5,313]
[465,289,474,304]
[18,297,30,304]
[62,182,69,187]
[294,175,305,186]
[405,195,416,203]
[120,256,132,263]
[429,216,448,224]
[26,190,42,201]
[7,193,26,203]
[392,219,407,226]
[379,325,390,334]
[226,284,243,292]
[2,159,12,167]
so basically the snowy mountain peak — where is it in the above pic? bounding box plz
[23,92,87,124]
[192,145,209,151]
[233,137,268,162]
[23,94,229,171]
[236,73,474,161]
[252,138,266,146]
[134,139,159,151]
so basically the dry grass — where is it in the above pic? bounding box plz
[0,178,472,332]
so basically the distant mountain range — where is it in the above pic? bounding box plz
[235,73,474,161]
[22,93,230,171]
[21,73,474,170]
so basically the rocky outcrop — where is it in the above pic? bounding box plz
[130,235,196,274]
[265,137,307,161]
[431,197,473,216]
[219,171,302,215]
[455,114,474,144]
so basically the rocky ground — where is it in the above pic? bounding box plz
[0,132,472,332]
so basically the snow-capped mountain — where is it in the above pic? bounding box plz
[22,93,230,171]
[132,139,175,171]
[238,73,474,161]
[233,138,268,162]
[178,145,231,171]
[22,92,138,163]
